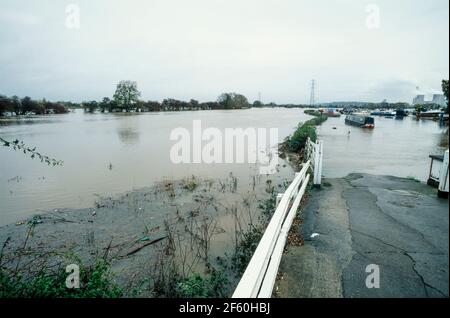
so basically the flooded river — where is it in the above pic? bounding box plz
[0,109,447,226]
[317,115,447,181]
[0,108,307,226]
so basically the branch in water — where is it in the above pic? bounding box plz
[0,137,63,166]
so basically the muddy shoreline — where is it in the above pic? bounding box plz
[0,169,294,297]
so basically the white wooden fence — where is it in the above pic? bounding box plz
[427,149,449,198]
[439,150,449,198]
[305,137,323,187]
[232,137,323,298]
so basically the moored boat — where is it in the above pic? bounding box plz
[396,109,407,119]
[324,108,341,117]
[383,111,395,118]
[345,114,375,128]
[417,110,444,119]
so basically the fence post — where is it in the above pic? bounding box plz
[276,193,284,206]
[306,137,311,160]
[313,140,323,187]
[438,150,449,198]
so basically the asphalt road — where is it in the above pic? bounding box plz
[277,173,449,298]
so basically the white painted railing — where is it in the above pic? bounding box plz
[427,149,449,198]
[232,137,324,298]
[439,150,449,198]
[232,162,311,298]
[306,137,323,187]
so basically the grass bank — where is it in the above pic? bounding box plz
[280,110,328,169]
[284,111,327,153]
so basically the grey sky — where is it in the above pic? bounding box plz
[0,0,448,104]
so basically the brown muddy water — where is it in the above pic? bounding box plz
[317,115,447,181]
[0,109,446,229]
[0,108,309,227]
[0,108,308,295]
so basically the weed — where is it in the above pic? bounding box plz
[407,176,421,183]
[182,176,198,192]
[284,111,328,153]
[0,260,122,298]
[176,269,229,298]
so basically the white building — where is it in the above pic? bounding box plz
[413,95,425,105]
[413,94,446,107]
[432,94,446,107]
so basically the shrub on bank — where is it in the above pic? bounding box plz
[0,261,122,298]
[285,112,327,153]
[175,269,229,298]
[287,123,317,153]
[304,109,322,117]
[230,192,277,276]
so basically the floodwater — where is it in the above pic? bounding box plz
[0,108,308,226]
[317,115,447,180]
[0,109,447,227]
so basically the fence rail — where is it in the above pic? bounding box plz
[232,137,323,298]
[427,149,449,198]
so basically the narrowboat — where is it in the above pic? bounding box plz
[345,115,375,128]
[383,111,395,118]
[395,109,406,119]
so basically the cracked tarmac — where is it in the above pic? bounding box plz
[277,173,449,298]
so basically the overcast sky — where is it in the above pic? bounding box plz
[0,0,448,104]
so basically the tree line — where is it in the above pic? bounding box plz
[0,95,69,116]
[0,81,267,116]
[82,81,254,113]
[4,79,447,117]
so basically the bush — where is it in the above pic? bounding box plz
[176,269,229,298]
[285,113,327,153]
[308,115,327,126]
[287,123,317,153]
[0,261,122,298]
[182,176,198,191]
[304,109,322,116]
[231,226,264,275]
